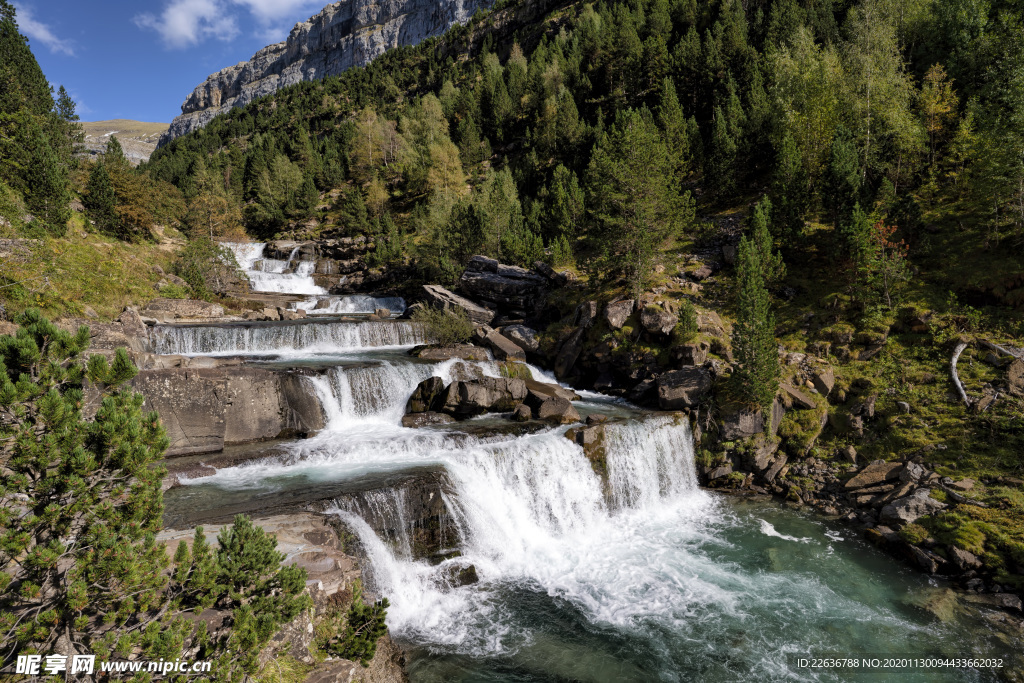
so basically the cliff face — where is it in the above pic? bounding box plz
[160,0,489,145]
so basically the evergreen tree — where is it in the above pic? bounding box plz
[85,162,119,236]
[587,109,691,297]
[746,198,785,287]
[823,126,861,230]
[547,164,585,241]
[23,119,70,235]
[708,106,738,196]
[656,78,689,179]
[731,235,780,415]
[769,133,809,245]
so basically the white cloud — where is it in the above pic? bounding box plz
[134,0,239,49]
[230,0,322,24]
[12,3,75,55]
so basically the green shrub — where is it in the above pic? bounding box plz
[174,236,245,300]
[326,580,389,667]
[899,523,929,545]
[158,283,190,299]
[412,306,474,346]
[673,299,699,342]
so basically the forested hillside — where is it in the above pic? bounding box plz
[142,0,1024,304]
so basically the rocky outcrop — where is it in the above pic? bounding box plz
[422,284,495,325]
[133,367,325,456]
[458,255,548,316]
[161,0,491,144]
[142,298,225,323]
[405,374,578,423]
[656,368,712,409]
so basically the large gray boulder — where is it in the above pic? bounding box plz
[438,377,528,416]
[501,324,539,354]
[132,367,324,456]
[880,488,946,526]
[406,376,447,413]
[524,378,580,410]
[459,255,548,311]
[656,368,712,409]
[422,284,494,325]
[537,397,580,424]
[640,305,677,336]
[481,328,526,361]
[603,300,635,329]
[719,405,764,440]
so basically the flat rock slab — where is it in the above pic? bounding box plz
[422,284,494,325]
[845,461,903,490]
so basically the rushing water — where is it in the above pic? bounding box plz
[288,294,408,316]
[160,316,1015,682]
[224,241,327,295]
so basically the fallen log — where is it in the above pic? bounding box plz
[950,342,971,406]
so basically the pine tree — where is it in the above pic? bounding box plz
[769,133,809,245]
[23,119,70,235]
[85,162,119,236]
[587,109,691,297]
[656,78,689,179]
[823,126,861,230]
[731,236,780,415]
[547,164,584,241]
[746,198,785,287]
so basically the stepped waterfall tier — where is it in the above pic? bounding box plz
[156,327,1011,679]
[150,255,1011,682]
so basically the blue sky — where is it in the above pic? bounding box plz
[13,0,329,122]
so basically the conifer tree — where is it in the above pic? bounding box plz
[731,235,780,415]
[85,162,119,235]
[769,133,809,245]
[746,198,785,287]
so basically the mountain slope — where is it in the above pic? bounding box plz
[161,0,492,145]
[82,120,168,165]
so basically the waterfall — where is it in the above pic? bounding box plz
[308,358,500,428]
[288,294,407,316]
[322,418,709,653]
[149,320,430,356]
[223,241,327,295]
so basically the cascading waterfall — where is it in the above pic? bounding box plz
[149,320,429,356]
[330,418,707,652]
[223,241,327,295]
[288,294,407,316]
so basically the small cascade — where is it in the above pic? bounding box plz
[149,320,429,356]
[223,241,326,295]
[309,358,499,428]
[288,294,407,316]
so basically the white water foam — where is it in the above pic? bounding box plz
[223,242,327,295]
[289,295,407,316]
[149,320,429,356]
[759,519,814,543]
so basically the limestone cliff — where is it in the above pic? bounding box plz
[160,0,490,145]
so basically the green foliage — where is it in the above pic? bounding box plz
[587,109,693,297]
[411,306,474,346]
[174,236,245,300]
[732,235,780,414]
[745,198,786,287]
[673,299,699,342]
[324,580,388,667]
[85,162,119,235]
[499,361,532,381]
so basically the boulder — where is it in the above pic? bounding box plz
[131,367,324,457]
[402,412,456,428]
[537,397,580,424]
[948,546,982,571]
[441,378,528,416]
[828,410,864,436]
[501,324,539,354]
[880,488,946,526]
[811,367,835,396]
[719,404,764,440]
[707,464,733,480]
[554,327,586,378]
[764,454,788,483]
[838,445,858,464]
[572,301,598,328]
[374,308,391,318]
[407,376,447,413]
[512,403,532,422]
[656,368,712,409]
[459,256,548,311]
[964,593,1023,612]
[948,478,975,492]
[422,284,494,325]
[781,384,816,410]
[603,299,635,329]
[142,298,225,321]
[481,329,526,361]
[845,461,903,489]
[1008,359,1024,397]
[533,260,570,286]
[769,398,786,435]
[524,378,580,410]
[675,341,709,366]
[640,305,677,336]
[410,344,489,361]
